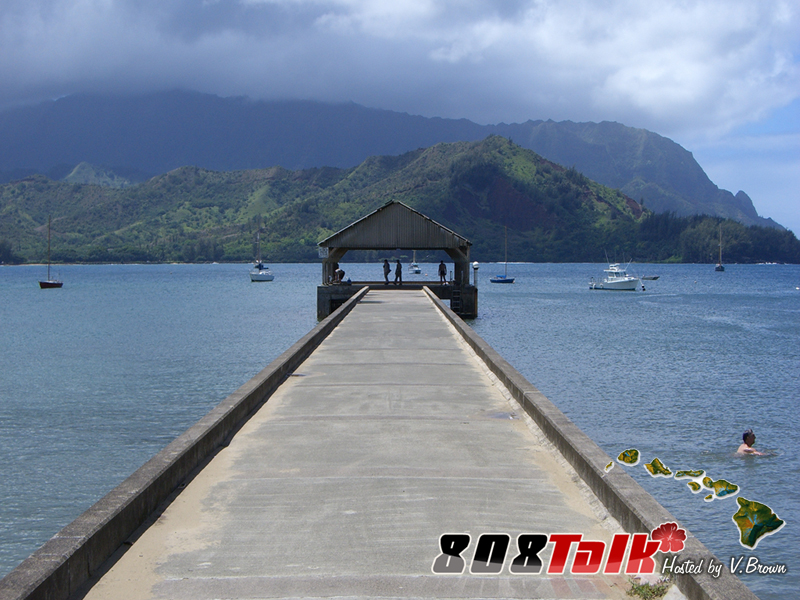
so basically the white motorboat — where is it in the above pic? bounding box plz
[589,263,641,291]
[249,232,274,282]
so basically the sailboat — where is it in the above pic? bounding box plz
[249,231,274,282]
[39,216,63,289]
[409,250,421,274]
[490,226,515,283]
[715,224,725,271]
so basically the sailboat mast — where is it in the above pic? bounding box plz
[47,215,52,280]
[504,226,508,277]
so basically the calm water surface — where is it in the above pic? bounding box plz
[1,262,797,599]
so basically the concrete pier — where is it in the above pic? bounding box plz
[2,288,757,600]
[78,289,631,599]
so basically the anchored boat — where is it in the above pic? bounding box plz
[39,216,63,289]
[715,224,725,271]
[249,232,274,282]
[490,226,515,284]
[409,250,421,274]
[589,263,641,291]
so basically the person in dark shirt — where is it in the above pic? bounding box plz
[383,259,391,285]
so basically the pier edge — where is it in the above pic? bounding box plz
[0,287,369,600]
[422,286,759,600]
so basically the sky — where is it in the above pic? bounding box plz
[1,0,798,232]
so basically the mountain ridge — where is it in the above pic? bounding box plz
[0,90,781,230]
[2,136,798,265]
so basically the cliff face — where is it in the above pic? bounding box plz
[494,120,780,229]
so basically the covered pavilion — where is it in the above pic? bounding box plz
[317,201,478,318]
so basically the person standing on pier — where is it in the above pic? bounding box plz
[438,260,447,284]
[394,259,402,285]
[383,259,391,285]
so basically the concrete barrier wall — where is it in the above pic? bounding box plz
[0,287,370,600]
[423,287,759,600]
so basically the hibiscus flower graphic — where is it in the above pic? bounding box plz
[650,522,687,553]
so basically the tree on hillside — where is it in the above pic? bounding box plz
[0,239,22,264]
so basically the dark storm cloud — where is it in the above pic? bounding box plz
[0,0,798,230]
[1,0,797,133]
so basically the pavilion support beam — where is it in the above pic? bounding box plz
[322,248,348,284]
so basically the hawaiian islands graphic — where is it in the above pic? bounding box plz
[613,449,784,549]
[645,457,672,477]
[732,498,785,549]
[616,448,640,466]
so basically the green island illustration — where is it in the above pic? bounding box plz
[644,457,672,477]
[675,470,704,479]
[732,497,785,549]
[674,469,705,493]
[604,461,614,473]
[617,448,640,466]
[702,476,739,499]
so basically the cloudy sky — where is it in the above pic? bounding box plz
[2,0,798,231]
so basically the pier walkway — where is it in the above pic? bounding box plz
[78,288,639,599]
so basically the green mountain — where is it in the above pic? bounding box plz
[0,91,782,230]
[1,136,797,264]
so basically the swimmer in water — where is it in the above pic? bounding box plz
[737,429,764,455]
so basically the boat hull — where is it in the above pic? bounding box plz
[249,270,274,282]
[589,279,639,291]
[490,276,515,284]
[39,280,63,289]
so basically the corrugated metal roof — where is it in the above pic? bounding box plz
[318,201,470,250]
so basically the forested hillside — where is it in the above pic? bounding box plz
[1,137,797,264]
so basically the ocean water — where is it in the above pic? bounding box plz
[1,262,797,599]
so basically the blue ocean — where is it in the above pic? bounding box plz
[1,262,797,599]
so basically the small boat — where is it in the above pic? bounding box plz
[490,273,515,284]
[642,275,660,281]
[250,262,274,282]
[490,226,515,284]
[715,224,725,271]
[409,250,421,274]
[39,216,63,289]
[249,232,274,282]
[589,263,641,291]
